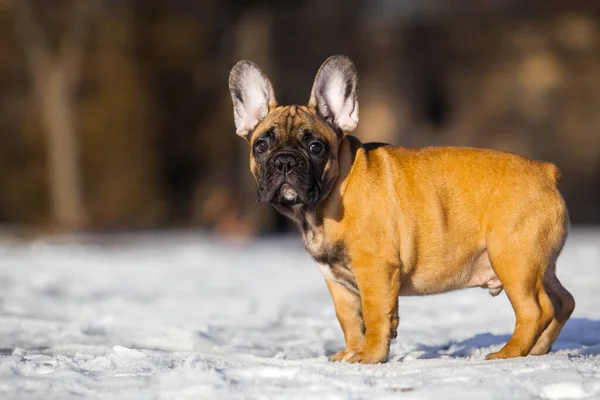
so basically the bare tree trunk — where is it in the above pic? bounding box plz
[11,0,98,229]
[233,7,279,233]
[37,63,86,228]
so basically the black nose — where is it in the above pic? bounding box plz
[274,153,298,175]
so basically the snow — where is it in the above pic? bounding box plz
[0,229,599,399]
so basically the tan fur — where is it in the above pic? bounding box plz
[321,138,572,362]
[233,58,574,364]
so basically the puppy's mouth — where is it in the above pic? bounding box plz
[258,178,319,207]
[276,183,301,206]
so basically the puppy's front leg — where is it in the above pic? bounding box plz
[347,256,400,364]
[326,280,365,361]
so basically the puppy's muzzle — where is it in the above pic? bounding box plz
[260,150,313,206]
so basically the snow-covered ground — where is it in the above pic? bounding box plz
[0,228,599,399]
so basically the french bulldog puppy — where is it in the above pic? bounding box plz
[228,55,575,364]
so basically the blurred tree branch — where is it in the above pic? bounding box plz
[10,0,100,229]
[59,0,99,88]
[12,0,49,84]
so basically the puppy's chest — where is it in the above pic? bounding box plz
[301,226,358,293]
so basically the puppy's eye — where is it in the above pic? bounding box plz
[254,140,269,154]
[309,141,324,155]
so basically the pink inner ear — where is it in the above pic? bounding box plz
[310,63,358,133]
[334,97,358,133]
[233,76,271,136]
[324,73,346,117]
[322,73,358,134]
[235,108,266,136]
[335,114,358,133]
[230,60,277,137]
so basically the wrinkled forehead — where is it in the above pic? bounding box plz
[250,105,338,144]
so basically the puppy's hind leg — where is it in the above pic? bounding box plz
[484,228,555,360]
[529,262,575,355]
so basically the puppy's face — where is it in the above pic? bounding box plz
[229,56,359,210]
[249,106,338,208]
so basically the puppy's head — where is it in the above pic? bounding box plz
[228,55,359,209]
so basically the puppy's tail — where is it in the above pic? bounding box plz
[542,162,561,186]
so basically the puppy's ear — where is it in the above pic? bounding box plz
[308,55,358,135]
[229,61,277,138]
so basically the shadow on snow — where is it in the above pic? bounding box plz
[412,318,600,359]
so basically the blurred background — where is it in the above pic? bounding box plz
[0,0,599,239]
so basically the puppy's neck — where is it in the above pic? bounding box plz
[289,135,359,264]
[272,134,359,254]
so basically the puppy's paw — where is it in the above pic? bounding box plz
[485,346,526,360]
[345,349,387,364]
[329,348,358,362]
[485,351,504,360]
